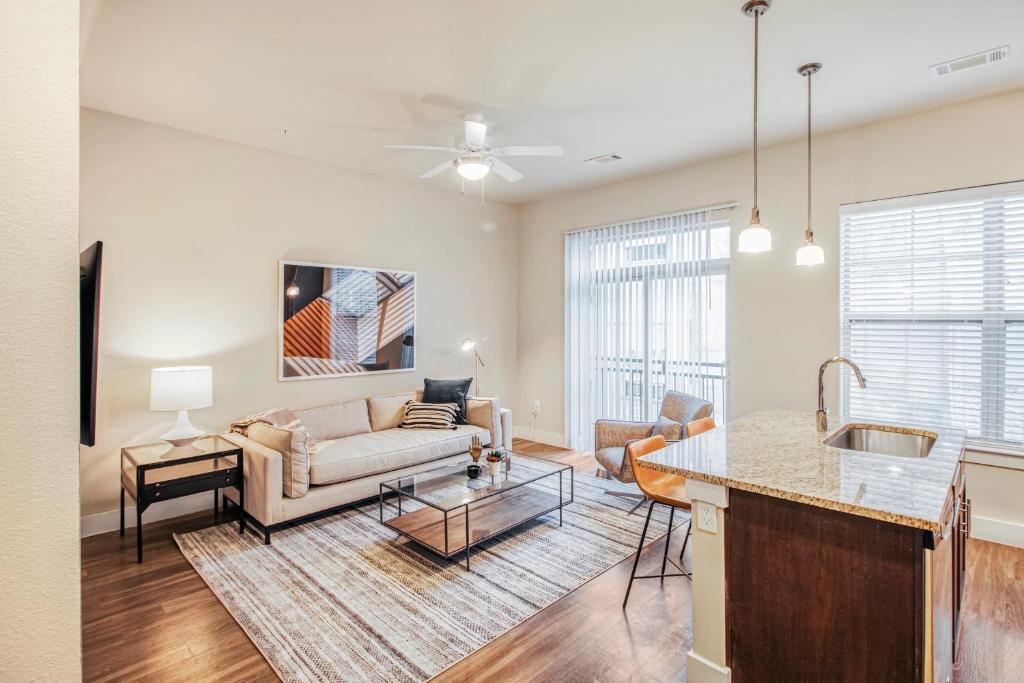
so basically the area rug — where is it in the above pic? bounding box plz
[175,460,683,683]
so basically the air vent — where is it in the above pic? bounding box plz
[584,153,623,165]
[931,46,1010,78]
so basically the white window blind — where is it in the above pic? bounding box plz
[564,207,730,450]
[839,181,1024,448]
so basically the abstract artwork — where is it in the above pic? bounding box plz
[279,261,415,380]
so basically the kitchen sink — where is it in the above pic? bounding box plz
[824,423,937,458]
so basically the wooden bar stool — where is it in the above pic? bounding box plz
[622,434,693,608]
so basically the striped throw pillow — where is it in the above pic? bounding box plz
[400,400,458,430]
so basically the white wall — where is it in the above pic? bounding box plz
[516,88,1024,544]
[0,1,82,680]
[80,108,518,528]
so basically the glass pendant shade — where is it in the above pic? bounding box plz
[796,240,825,266]
[738,224,772,253]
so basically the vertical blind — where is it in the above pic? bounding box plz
[564,207,730,450]
[839,181,1024,447]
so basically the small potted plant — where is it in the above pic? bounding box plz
[486,449,505,477]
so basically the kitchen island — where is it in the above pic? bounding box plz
[637,409,968,683]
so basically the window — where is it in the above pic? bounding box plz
[839,182,1024,448]
[564,207,729,450]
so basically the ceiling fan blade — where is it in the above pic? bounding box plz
[464,119,487,146]
[383,144,457,152]
[420,160,455,178]
[490,158,524,183]
[492,145,564,156]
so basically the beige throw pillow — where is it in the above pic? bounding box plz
[650,415,683,441]
[246,421,311,498]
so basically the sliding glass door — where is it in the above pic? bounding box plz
[565,209,729,450]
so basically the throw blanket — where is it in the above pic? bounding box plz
[229,408,345,457]
[229,407,306,437]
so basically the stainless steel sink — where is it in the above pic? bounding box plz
[824,423,937,458]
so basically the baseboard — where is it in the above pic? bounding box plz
[81,492,215,538]
[686,649,731,683]
[971,515,1024,549]
[512,425,566,448]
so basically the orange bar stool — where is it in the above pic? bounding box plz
[622,434,693,608]
[686,416,716,438]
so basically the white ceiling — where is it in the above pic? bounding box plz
[81,0,1024,204]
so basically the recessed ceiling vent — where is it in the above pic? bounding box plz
[930,46,1010,78]
[584,153,623,165]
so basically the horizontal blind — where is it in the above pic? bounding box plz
[839,182,1024,447]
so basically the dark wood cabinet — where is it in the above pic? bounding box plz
[725,455,969,682]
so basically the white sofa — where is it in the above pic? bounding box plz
[222,391,512,542]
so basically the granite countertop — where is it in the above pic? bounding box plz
[636,409,966,533]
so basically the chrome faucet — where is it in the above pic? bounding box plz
[817,357,866,432]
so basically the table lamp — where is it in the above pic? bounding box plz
[150,366,213,446]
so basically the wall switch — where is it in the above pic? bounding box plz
[533,399,541,411]
[696,501,718,534]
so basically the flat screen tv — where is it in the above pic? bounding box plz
[80,241,103,446]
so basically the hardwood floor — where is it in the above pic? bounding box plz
[81,439,1024,682]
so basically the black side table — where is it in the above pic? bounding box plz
[120,435,244,563]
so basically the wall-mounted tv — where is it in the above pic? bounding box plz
[80,241,103,446]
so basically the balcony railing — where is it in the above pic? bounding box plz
[590,355,728,424]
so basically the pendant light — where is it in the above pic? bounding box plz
[795,62,825,266]
[737,0,773,253]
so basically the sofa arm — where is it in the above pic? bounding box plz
[221,432,284,528]
[467,397,505,449]
[594,419,653,451]
[500,408,512,450]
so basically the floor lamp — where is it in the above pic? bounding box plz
[460,338,485,396]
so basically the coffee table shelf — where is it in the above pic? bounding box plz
[379,455,573,569]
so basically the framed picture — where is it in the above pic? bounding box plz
[279,260,416,380]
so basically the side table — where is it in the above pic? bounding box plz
[120,435,244,563]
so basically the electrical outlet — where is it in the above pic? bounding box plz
[696,501,717,534]
[533,399,541,412]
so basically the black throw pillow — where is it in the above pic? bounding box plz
[422,378,473,425]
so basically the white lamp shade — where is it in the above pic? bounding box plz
[796,242,825,266]
[460,338,477,352]
[737,225,773,253]
[150,366,213,411]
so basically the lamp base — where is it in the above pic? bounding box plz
[161,409,205,447]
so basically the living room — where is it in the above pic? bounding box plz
[4,1,1024,681]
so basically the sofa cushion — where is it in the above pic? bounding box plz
[368,391,420,431]
[246,421,311,498]
[295,399,371,441]
[308,424,490,486]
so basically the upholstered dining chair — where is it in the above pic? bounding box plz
[621,434,693,608]
[594,390,713,514]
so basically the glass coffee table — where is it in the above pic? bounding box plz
[379,454,573,569]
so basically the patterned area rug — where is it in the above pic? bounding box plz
[175,460,682,683]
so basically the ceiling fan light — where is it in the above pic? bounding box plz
[455,156,492,181]
[796,240,825,266]
[738,224,772,253]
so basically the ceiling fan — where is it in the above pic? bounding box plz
[382,113,563,183]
